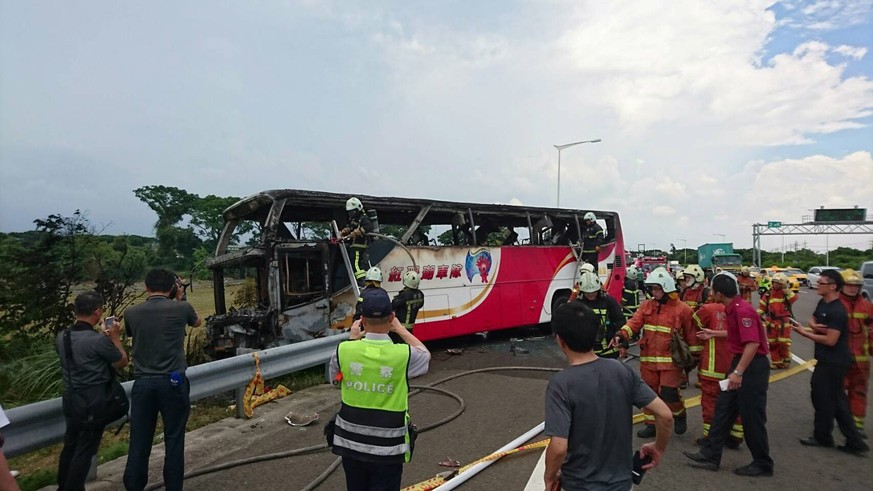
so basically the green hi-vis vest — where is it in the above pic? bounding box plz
[334,338,413,463]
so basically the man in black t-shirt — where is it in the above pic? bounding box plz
[544,302,673,490]
[792,269,869,454]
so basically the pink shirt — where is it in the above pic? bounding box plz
[725,297,769,356]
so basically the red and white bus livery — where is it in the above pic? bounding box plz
[205,190,628,353]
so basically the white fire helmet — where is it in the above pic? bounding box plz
[579,262,595,275]
[365,266,383,283]
[644,267,677,293]
[772,272,789,287]
[583,212,596,221]
[346,197,364,212]
[402,270,421,289]
[577,271,602,293]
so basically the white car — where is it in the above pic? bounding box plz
[806,266,842,288]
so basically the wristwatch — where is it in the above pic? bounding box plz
[733,370,743,377]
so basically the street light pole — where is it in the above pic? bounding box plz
[713,233,726,241]
[554,138,601,207]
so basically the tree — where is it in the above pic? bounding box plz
[133,185,197,228]
[189,194,252,250]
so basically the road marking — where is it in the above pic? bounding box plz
[791,353,814,372]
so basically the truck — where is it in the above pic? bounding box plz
[697,243,742,276]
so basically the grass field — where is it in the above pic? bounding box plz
[6,279,328,490]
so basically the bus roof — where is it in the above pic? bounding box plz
[223,189,619,224]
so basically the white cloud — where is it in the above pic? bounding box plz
[833,44,868,59]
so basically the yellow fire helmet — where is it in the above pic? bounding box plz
[841,269,863,286]
[772,272,789,286]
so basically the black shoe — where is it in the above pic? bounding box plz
[799,437,834,448]
[695,437,710,447]
[837,443,870,456]
[637,425,656,438]
[675,417,688,435]
[683,451,718,471]
[734,464,773,477]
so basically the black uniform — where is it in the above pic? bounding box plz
[581,221,604,267]
[621,277,641,321]
[575,292,624,358]
[344,212,373,282]
[392,287,425,331]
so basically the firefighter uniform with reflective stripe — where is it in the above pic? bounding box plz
[621,277,641,322]
[392,287,425,332]
[757,287,796,367]
[618,295,696,428]
[693,303,744,443]
[575,292,625,358]
[580,221,603,267]
[738,275,757,303]
[680,283,710,365]
[839,292,873,432]
[333,338,413,464]
[343,213,373,281]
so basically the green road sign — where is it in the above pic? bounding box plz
[767,221,782,228]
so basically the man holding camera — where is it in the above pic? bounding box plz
[123,269,201,491]
[55,291,128,491]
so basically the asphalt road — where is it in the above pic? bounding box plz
[80,288,871,491]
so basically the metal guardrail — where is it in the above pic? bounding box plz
[2,334,346,458]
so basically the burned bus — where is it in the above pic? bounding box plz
[204,189,628,355]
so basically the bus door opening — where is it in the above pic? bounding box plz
[276,243,331,342]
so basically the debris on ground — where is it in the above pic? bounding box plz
[446,348,464,355]
[438,457,461,468]
[285,410,319,426]
[511,345,529,355]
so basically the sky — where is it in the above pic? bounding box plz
[1,0,872,256]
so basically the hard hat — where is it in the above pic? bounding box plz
[345,197,364,212]
[741,266,750,274]
[583,212,596,221]
[364,266,382,283]
[841,269,863,286]
[684,264,705,283]
[674,269,684,280]
[644,267,677,293]
[772,272,789,286]
[579,262,595,275]
[627,265,638,277]
[402,270,421,289]
[577,271,602,293]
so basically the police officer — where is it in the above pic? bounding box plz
[392,270,425,342]
[580,212,603,268]
[573,271,625,358]
[341,197,373,284]
[328,288,431,490]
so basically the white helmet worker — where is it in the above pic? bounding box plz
[627,265,638,277]
[346,197,364,212]
[364,266,383,284]
[583,212,596,222]
[577,271,602,293]
[675,269,684,281]
[645,267,677,293]
[683,264,705,285]
[579,262,595,275]
[741,266,750,275]
[402,270,421,289]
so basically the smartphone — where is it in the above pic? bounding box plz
[105,316,116,328]
[632,450,652,484]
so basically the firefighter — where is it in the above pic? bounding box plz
[839,269,873,437]
[674,269,686,295]
[568,263,597,302]
[680,264,710,388]
[738,266,757,303]
[340,197,373,284]
[573,271,625,359]
[757,272,796,369]
[580,212,603,269]
[391,270,425,342]
[353,267,383,321]
[680,265,710,311]
[693,302,744,448]
[609,267,697,437]
[622,266,642,322]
